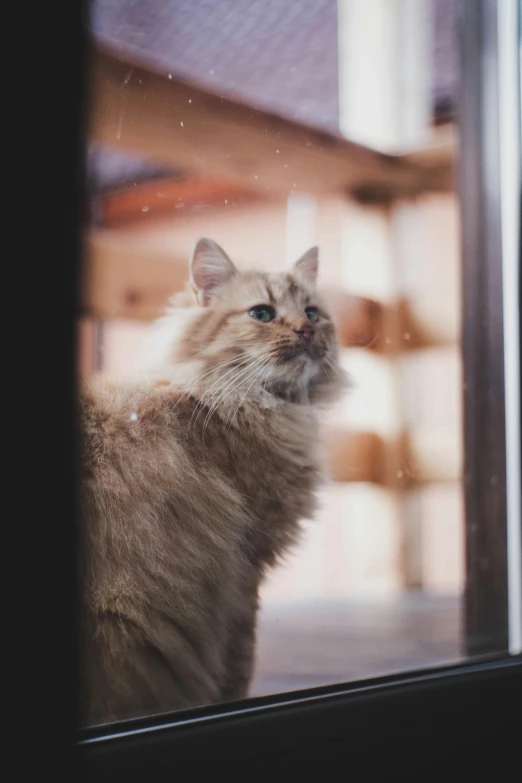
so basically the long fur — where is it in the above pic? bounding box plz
[78,241,345,725]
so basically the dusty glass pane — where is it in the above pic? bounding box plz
[77,0,486,728]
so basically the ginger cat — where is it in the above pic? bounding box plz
[78,238,344,725]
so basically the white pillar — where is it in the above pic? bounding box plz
[337,0,432,152]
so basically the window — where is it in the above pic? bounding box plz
[75,0,521,778]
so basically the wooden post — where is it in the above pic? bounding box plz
[338,0,445,593]
[457,0,509,655]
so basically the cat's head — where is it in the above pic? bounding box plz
[150,238,345,408]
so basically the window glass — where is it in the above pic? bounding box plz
[78,0,517,727]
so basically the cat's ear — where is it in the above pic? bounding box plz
[292,246,319,288]
[190,238,237,305]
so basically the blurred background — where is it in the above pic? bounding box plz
[80,0,464,697]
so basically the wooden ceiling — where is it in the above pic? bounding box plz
[88,40,455,216]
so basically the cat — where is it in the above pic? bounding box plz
[78,237,344,726]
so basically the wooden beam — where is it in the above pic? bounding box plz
[83,233,188,321]
[324,428,461,487]
[324,292,458,351]
[404,428,462,485]
[399,123,456,175]
[97,176,266,228]
[397,137,456,194]
[88,41,451,201]
[325,430,384,483]
[322,290,383,350]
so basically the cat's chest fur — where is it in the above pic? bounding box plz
[81,382,322,582]
[174,391,323,571]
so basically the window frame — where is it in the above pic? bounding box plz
[460,0,511,657]
[75,0,521,778]
[79,657,520,780]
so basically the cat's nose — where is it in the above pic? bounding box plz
[294,324,314,342]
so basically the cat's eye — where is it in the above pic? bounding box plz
[304,307,319,322]
[249,305,276,322]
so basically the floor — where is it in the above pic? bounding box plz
[251,592,463,697]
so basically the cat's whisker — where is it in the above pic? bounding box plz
[176,343,267,377]
[175,353,253,409]
[183,349,269,410]
[181,342,272,363]
[190,354,263,425]
[188,356,254,426]
[227,357,276,432]
[226,355,276,413]
[202,351,275,408]
[200,357,268,433]
[164,343,279,413]
[323,355,340,375]
[169,352,247,393]
[227,356,274,417]
[190,346,271,387]
[201,352,275,434]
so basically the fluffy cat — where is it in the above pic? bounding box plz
[78,238,344,725]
